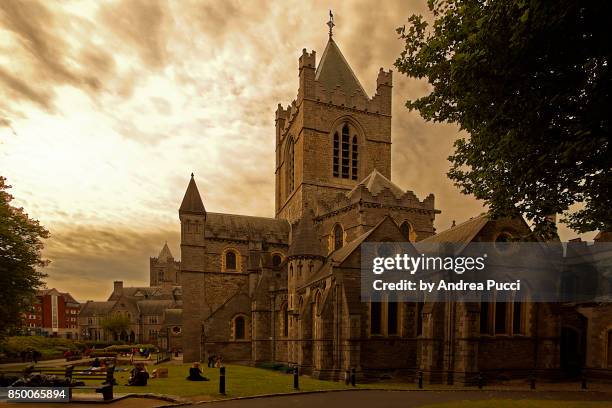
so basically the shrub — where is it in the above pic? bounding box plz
[88,351,117,358]
[104,344,158,353]
[0,336,82,360]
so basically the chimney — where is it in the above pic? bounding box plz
[113,281,123,293]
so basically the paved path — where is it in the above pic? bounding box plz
[188,390,612,408]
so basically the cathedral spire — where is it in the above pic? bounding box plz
[179,173,206,216]
[327,10,335,39]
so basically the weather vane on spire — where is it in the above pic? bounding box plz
[327,10,335,39]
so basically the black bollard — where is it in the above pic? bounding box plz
[219,366,226,395]
[581,375,587,390]
[530,373,536,390]
[345,370,350,385]
[477,372,483,389]
[351,368,356,387]
[293,366,299,390]
[418,370,423,389]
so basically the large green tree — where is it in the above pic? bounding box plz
[0,176,49,337]
[100,314,131,339]
[395,0,611,238]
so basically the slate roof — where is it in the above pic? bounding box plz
[137,300,175,315]
[79,301,115,317]
[420,213,489,251]
[315,39,367,97]
[348,168,405,199]
[179,174,206,215]
[108,286,179,301]
[288,210,326,258]
[205,212,289,243]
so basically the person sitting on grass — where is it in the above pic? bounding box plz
[186,362,209,381]
[127,362,149,386]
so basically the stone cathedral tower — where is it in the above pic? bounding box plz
[275,28,393,223]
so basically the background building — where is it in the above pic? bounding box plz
[22,288,80,339]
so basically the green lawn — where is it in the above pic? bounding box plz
[421,400,610,408]
[77,363,351,399]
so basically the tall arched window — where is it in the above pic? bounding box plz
[351,135,358,180]
[332,124,358,180]
[512,292,524,335]
[341,124,350,178]
[480,293,491,335]
[282,304,289,337]
[333,132,339,177]
[286,137,295,195]
[387,294,399,336]
[370,302,382,335]
[333,224,344,251]
[608,330,612,367]
[416,301,424,336]
[225,251,237,271]
[234,315,245,340]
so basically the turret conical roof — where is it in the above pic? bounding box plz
[179,173,206,215]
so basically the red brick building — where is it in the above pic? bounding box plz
[23,288,80,339]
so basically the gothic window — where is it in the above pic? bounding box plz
[333,132,339,177]
[400,221,414,242]
[512,292,524,335]
[281,303,289,337]
[513,302,523,335]
[387,295,399,335]
[480,293,491,334]
[272,254,282,268]
[225,250,237,271]
[333,124,359,180]
[298,262,303,277]
[286,137,295,195]
[289,264,293,278]
[341,124,350,178]
[234,316,246,340]
[495,302,507,334]
[351,135,358,180]
[333,224,344,251]
[416,301,424,336]
[370,302,382,335]
[608,330,612,367]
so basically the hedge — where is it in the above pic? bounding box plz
[104,344,158,353]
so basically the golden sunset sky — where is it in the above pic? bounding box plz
[0,0,595,301]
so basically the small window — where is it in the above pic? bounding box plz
[400,221,414,242]
[333,224,344,251]
[234,316,245,340]
[272,254,282,267]
[226,251,237,270]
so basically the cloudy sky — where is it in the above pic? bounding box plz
[1,0,594,301]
